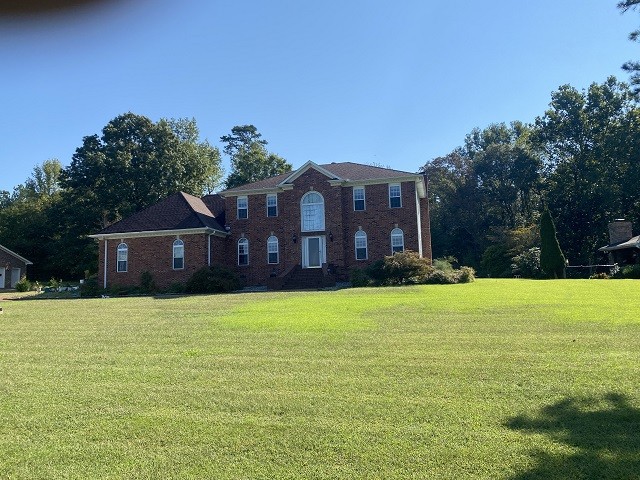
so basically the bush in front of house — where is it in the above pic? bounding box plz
[139,271,157,294]
[350,252,475,287]
[15,276,32,292]
[80,275,104,297]
[185,265,241,294]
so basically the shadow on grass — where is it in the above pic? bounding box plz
[505,393,640,479]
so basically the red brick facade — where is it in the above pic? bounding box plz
[222,167,431,285]
[94,163,431,289]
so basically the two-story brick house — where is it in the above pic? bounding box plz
[90,161,431,290]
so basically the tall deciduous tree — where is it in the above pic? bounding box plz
[221,125,292,189]
[58,113,222,276]
[619,0,640,92]
[540,208,566,279]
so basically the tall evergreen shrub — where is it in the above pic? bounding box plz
[540,208,566,279]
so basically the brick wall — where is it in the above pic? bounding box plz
[98,233,218,290]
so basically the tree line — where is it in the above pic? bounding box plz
[0,115,291,280]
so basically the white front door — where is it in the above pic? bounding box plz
[302,236,325,268]
[0,267,5,289]
[11,268,21,288]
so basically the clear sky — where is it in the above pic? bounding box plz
[1,0,638,192]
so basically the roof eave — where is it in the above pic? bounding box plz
[88,227,228,240]
[0,245,32,264]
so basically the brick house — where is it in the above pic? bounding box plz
[90,161,431,290]
[0,244,32,289]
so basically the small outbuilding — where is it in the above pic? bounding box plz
[598,219,639,266]
[0,244,32,289]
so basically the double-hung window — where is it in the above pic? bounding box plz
[353,187,365,211]
[173,239,184,270]
[267,194,278,217]
[389,184,402,208]
[117,243,128,272]
[391,228,405,253]
[238,238,249,265]
[237,196,248,219]
[355,230,368,260]
[267,236,279,264]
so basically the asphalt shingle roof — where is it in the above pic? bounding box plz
[221,161,419,194]
[96,192,225,235]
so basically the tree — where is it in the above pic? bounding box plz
[220,125,267,157]
[533,77,640,264]
[540,208,566,279]
[58,113,222,277]
[24,159,62,198]
[619,0,640,93]
[221,125,292,189]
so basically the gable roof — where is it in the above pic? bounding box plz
[598,235,640,252]
[89,192,226,239]
[220,161,425,196]
[0,244,32,265]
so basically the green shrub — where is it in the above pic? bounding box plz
[589,272,610,280]
[511,247,543,279]
[621,264,640,279]
[108,284,139,296]
[80,275,103,297]
[139,271,157,294]
[424,270,457,284]
[186,265,241,294]
[165,282,186,294]
[48,277,61,289]
[379,251,433,285]
[350,268,370,287]
[364,259,387,285]
[457,266,476,283]
[15,276,32,292]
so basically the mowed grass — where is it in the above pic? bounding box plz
[1,280,639,479]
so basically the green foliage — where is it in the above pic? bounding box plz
[139,271,157,294]
[621,264,640,278]
[540,209,566,279]
[349,268,370,287]
[589,272,610,279]
[511,247,543,279]
[619,0,640,93]
[165,282,186,294]
[186,265,241,294]
[79,275,103,298]
[14,276,32,292]
[377,250,433,285]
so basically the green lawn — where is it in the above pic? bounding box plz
[1,280,639,479]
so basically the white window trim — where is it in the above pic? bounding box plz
[389,183,402,208]
[355,231,368,260]
[117,242,128,273]
[300,191,325,232]
[238,238,249,266]
[237,196,248,219]
[266,193,278,217]
[391,228,405,254]
[353,186,366,211]
[267,235,279,264]
[173,239,184,270]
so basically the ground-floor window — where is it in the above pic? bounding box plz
[238,238,249,265]
[173,239,184,269]
[391,228,404,253]
[267,236,279,264]
[355,230,368,260]
[117,243,128,272]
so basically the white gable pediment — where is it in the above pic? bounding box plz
[277,161,343,187]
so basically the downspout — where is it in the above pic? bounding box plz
[208,234,211,266]
[415,186,423,257]
[103,239,108,289]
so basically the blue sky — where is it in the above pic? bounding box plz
[1,0,638,192]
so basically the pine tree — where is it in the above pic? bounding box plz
[540,208,566,279]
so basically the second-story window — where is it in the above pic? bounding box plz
[389,184,402,208]
[237,196,248,219]
[267,194,277,217]
[353,187,365,211]
[301,191,325,232]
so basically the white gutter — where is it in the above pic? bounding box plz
[415,188,423,257]
[103,239,108,289]
[89,227,228,241]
